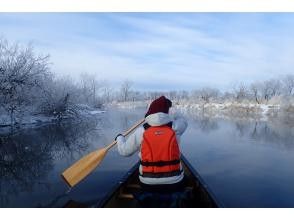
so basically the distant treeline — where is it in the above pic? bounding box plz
[1,38,294,126]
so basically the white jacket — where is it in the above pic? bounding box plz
[116,112,188,185]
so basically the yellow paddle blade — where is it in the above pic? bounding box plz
[61,147,108,187]
[61,119,145,188]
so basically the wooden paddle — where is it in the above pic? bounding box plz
[61,118,145,188]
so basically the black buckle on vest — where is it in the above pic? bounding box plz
[140,159,180,167]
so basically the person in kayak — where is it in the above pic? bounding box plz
[115,96,188,193]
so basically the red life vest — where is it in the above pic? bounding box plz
[140,124,181,178]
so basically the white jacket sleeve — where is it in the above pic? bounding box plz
[116,126,144,157]
[172,114,188,136]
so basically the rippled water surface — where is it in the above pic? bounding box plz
[1,108,294,207]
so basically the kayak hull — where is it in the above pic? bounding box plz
[97,155,223,208]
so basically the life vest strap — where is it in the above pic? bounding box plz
[140,159,180,167]
[140,169,183,178]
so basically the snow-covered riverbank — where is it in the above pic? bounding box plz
[106,101,149,109]
[0,104,105,128]
[110,100,294,122]
[173,102,280,120]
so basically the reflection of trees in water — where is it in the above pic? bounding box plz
[187,110,294,150]
[251,119,294,150]
[187,109,294,150]
[190,115,219,133]
[0,117,102,207]
[120,109,144,131]
[105,108,144,132]
[233,119,294,150]
[39,117,104,161]
[0,134,53,206]
[119,113,139,131]
[234,121,251,137]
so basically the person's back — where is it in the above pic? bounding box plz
[116,96,188,193]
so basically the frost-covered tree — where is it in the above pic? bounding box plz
[79,73,104,107]
[37,76,81,120]
[233,83,248,102]
[0,38,50,125]
[120,79,133,102]
[199,87,219,103]
[267,79,282,97]
[250,82,263,104]
[282,74,294,96]
[146,91,162,101]
[101,82,114,103]
[178,90,189,101]
[261,79,282,102]
[167,91,177,101]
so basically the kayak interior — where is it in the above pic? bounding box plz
[97,155,223,208]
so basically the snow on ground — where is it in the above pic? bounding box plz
[88,110,106,115]
[106,101,149,109]
[174,102,281,120]
[0,114,54,127]
[0,105,105,129]
[76,104,106,116]
[111,100,284,121]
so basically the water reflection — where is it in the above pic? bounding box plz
[231,119,294,150]
[182,114,294,207]
[187,111,294,150]
[251,120,294,150]
[191,117,219,133]
[1,108,294,207]
[0,134,53,206]
[0,117,102,207]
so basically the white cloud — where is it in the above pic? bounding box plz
[1,13,294,90]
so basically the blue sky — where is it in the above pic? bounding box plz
[1,13,294,91]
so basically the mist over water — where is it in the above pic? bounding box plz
[0,107,294,207]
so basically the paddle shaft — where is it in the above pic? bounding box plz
[61,118,145,187]
[105,118,145,152]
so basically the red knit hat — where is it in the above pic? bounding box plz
[145,96,172,118]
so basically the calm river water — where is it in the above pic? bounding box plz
[1,107,294,207]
